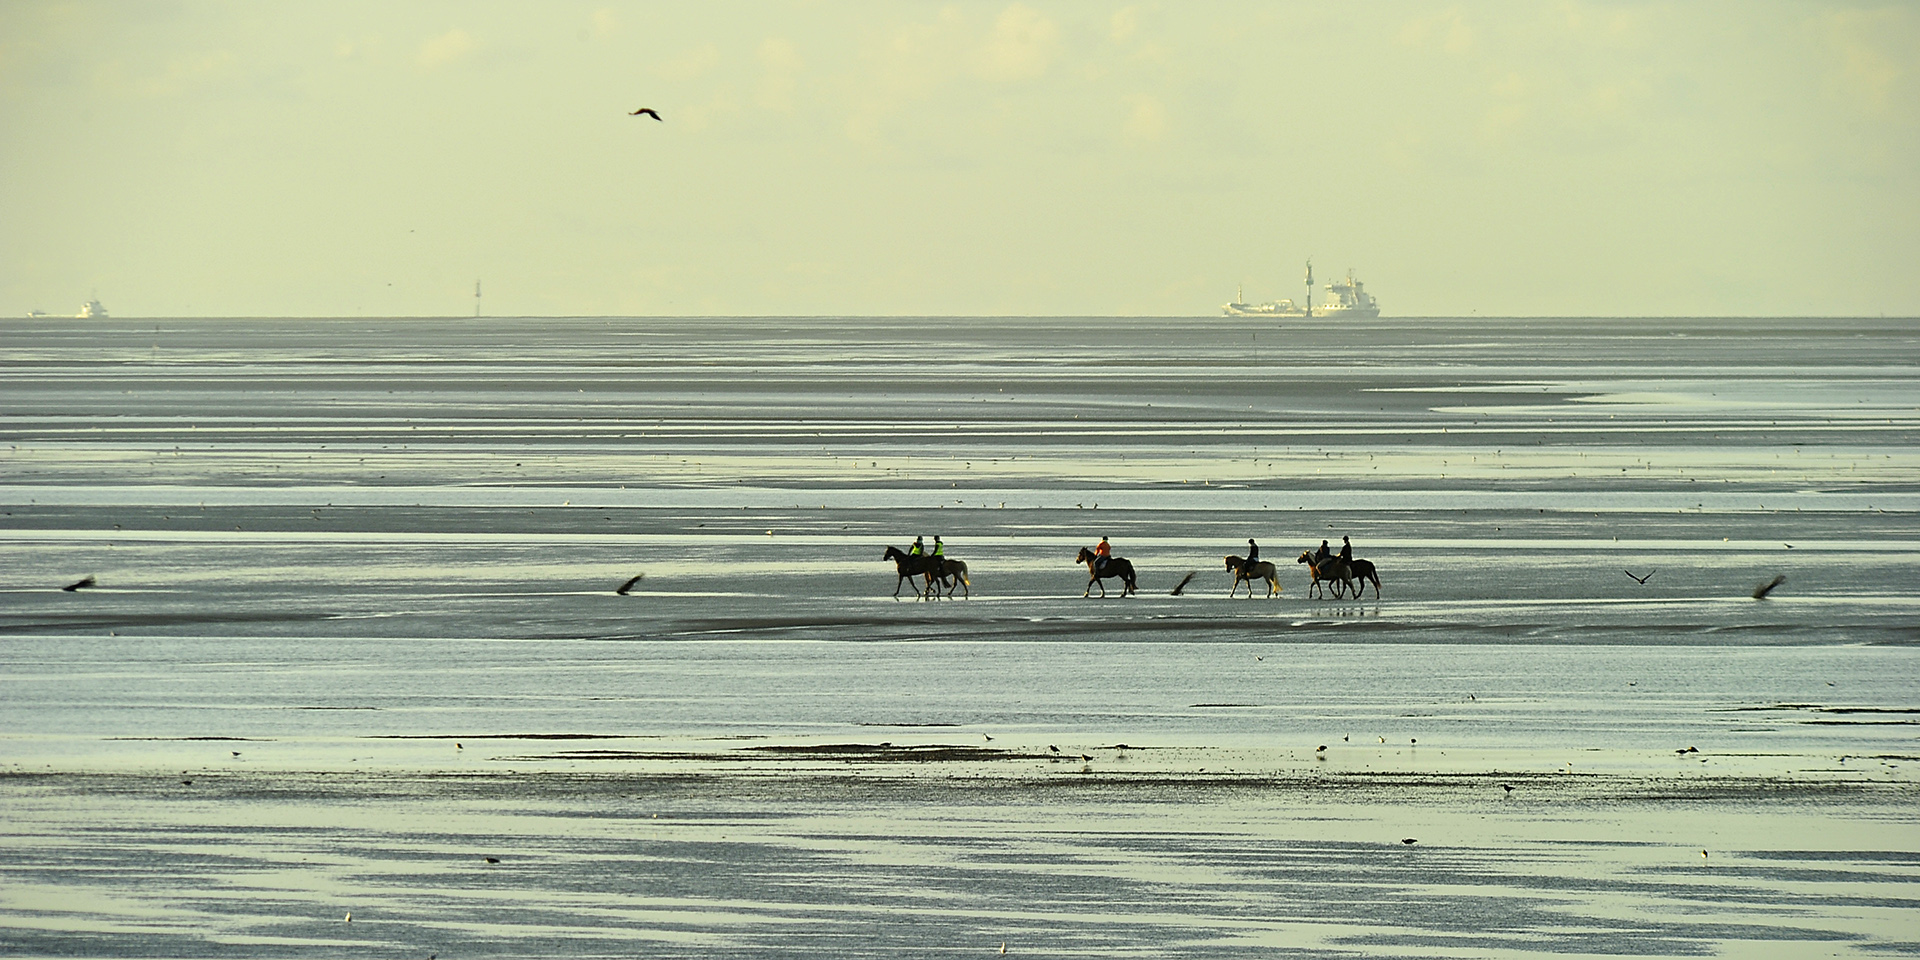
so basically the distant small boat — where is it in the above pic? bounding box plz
[1224,261,1380,318]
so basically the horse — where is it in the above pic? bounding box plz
[930,558,971,599]
[1348,558,1380,599]
[883,546,940,599]
[1297,551,1354,599]
[1224,556,1281,598]
[1074,547,1137,597]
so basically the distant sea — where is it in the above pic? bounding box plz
[2,315,1916,956]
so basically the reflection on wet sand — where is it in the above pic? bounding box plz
[2,765,1914,957]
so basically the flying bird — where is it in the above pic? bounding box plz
[62,575,96,592]
[1625,570,1652,584]
[629,107,662,120]
[1752,575,1787,599]
[615,574,645,595]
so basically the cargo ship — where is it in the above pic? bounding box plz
[1223,261,1379,318]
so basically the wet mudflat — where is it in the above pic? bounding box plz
[2,315,1917,955]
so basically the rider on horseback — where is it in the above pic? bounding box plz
[1339,536,1352,564]
[1315,539,1332,563]
[931,535,947,579]
[909,536,925,557]
[1243,538,1260,577]
[1095,536,1112,574]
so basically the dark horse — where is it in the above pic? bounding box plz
[883,546,940,599]
[1296,551,1354,599]
[1348,558,1381,599]
[1075,547,1137,597]
[1224,556,1281,597]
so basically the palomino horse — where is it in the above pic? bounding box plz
[1348,558,1380,599]
[1074,547,1137,597]
[1224,556,1281,598]
[1296,551,1355,599]
[883,546,941,599]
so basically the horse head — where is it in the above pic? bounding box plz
[1075,547,1095,564]
[884,546,905,562]
[1296,551,1314,565]
[1224,555,1244,571]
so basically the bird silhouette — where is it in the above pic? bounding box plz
[1752,575,1787,599]
[629,108,662,120]
[1625,570,1652,584]
[616,574,645,595]
[62,575,95,592]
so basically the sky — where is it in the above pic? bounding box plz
[1,1,1916,318]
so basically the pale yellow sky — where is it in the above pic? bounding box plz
[2,1,1915,317]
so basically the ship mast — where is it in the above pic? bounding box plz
[1303,260,1314,319]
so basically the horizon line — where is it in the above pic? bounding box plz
[8,313,1916,322]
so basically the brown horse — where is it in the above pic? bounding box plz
[1075,547,1137,597]
[1296,551,1354,599]
[930,558,971,599]
[1224,556,1281,598]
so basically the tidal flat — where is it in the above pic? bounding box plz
[2,315,1917,956]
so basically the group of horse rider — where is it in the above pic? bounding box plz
[1228,535,1350,572]
[897,533,1362,586]
[1093,535,1355,576]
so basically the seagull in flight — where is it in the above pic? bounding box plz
[628,107,662,120]
[1625,570,1653,584]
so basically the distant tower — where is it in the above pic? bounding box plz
[1303,260,1315,319]
[474,280,481,318]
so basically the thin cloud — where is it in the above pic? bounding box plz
[757,38,803,112]
[977,3,1058,82]
[417,28,477,70]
